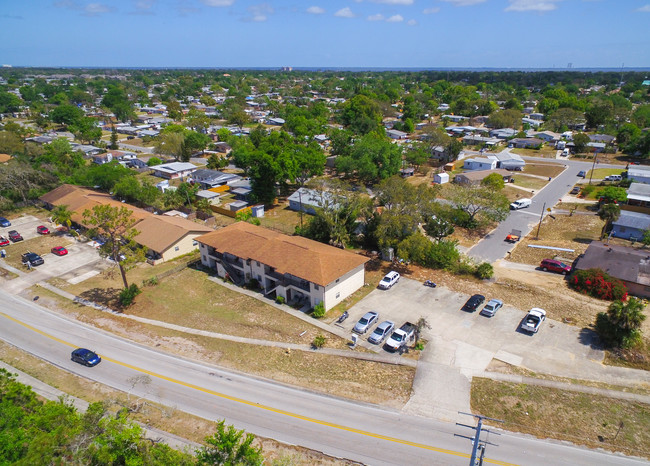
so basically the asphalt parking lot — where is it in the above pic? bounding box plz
[0,214,48,242]
[343,276,603,375]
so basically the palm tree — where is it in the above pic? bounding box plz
[608,298,646,333]
[598,203,620,239]
[51,204,74,234]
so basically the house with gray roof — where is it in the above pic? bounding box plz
[612,211,650,240]
[627,166,650,185]
[574,242,650,298]
[626,182,650,208]
[190,169,241,189]
[492,151,525,171]
[287,187,338,215]
[489,128,517,139]
[150,162,197,180]
[463,157,497,171]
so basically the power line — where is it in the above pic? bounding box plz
[455,412,504,466]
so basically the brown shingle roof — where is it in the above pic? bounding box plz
[40,184,212,254]
[196,222,369,286]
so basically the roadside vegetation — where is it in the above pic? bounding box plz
[471,377,650,459]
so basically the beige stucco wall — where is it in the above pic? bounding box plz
[160,232,204,261]
[322,264,366,310]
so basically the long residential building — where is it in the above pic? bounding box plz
[196,222,369,310]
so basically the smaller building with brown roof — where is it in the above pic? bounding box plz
[196,222,369,310]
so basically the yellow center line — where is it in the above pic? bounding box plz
[1,311,517,466]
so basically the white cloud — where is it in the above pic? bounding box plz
[407,19,417,25]
[440,0,486,6]
[637,4,650,12]
[306,6,325,14]
[84,3,113,15]
[370,0,414,4]
[245,3,273,21]
[422,7,440,13]
[505,0,559,12]
[367,13,385,20]
[200,0,234,6]
[335,7,355,17]
[386,14,404,22]
[132,0,155,14]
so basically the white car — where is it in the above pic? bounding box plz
[378,271,400,290]
[520,308,546,333]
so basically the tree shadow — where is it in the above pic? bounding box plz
[578,327,604,350]
[572,237,595,244]
[78,287,121,309]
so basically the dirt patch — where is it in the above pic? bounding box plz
[471,377,650,458]
[523,163,566,178]
[507,212,603,267]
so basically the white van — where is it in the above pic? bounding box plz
[510,198,532,210]
[604,175,622,182]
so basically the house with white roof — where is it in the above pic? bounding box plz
[150,162,198,180]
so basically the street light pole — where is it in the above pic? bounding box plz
[588,149,600,185]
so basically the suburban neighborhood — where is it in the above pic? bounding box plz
[1,66,650,465]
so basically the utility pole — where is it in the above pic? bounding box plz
[455,412,504,466]
[588,149,601,185]
[535,202,546,239]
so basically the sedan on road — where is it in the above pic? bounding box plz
[71,348,101,367]
[353,311,379,334]
[51,246,68,256]
[480,299,503,317]
[36,225,50,235]
[462,294,485,312]
[0,216,10,227]
[8,230,23,242]
[368,320,395,344]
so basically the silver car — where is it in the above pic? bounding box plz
[368,320,395,344]
[480,299,503,317]
[353,311,379,334]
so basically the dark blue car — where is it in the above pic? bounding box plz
[71,348,101,367]
[0,217,10,227]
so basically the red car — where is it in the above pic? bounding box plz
[0,236,9,247]
[37,225,50,235]
[51,246,68,256]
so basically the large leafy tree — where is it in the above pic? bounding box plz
[340,94,383,135]
[335,132,402,183]
[82,204,143,289]
[447,183,510,228]
[50,104,84,127]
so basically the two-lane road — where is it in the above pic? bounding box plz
[0,289,645,465]
[468,156,622,262]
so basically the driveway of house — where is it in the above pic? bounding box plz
[342,276,650,422]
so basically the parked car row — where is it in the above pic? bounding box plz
[352,311,417,351]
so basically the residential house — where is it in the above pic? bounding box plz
[150,162,197,180]
[489,128,517,139]
[71,144,102,156]
[492,151,526,171]
[40,184,213,263]
[287,187,337,215]
[463,157,497,171]
[387,129,408,140]
[196,222,369,310]
[573,242,650,298]
[529,113,544,121]
[521,117,543,128]
[590,134,616,144]
[442,115,469,123]
[626,183,650,210]
[462,135,501,147]
[190,169,241,189]
[628,166,650,185]
[92,153,113,165]
[130,158,148,169]
[611,211,650,241]
[266,117,285,126]
[455,169,512,185]
[532,131,561,144]
[196,190,221,205]
[509,138,543,149]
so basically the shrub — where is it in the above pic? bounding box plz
[312,302,325,318]
[568,268,627,301]
[581,184,596,196]
[312,334,326,349]
[475,262,494,279]
[246,278,260,290]
[142,276,158,287]
[275,295,285,305]
[118,283,141,307]
[595,298,646,348]
[453,258,476,276]
[414,341,425,351]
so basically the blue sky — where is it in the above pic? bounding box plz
[1,0,649,69]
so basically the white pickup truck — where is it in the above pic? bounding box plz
[520,308,546,333]
[385,322,416,351]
